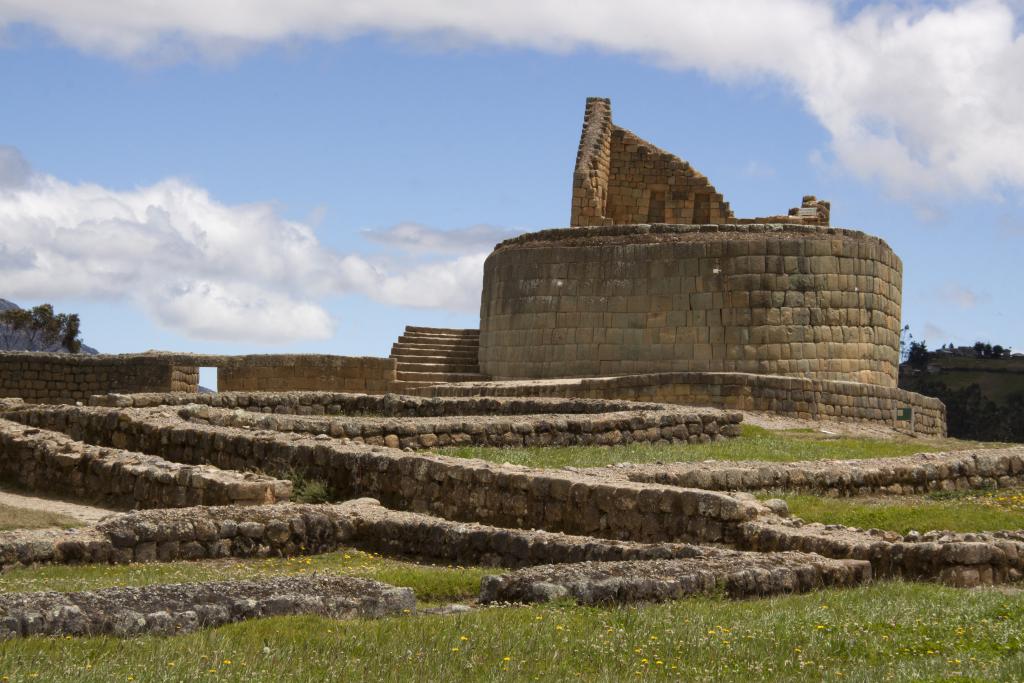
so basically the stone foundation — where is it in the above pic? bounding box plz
[0,418,290,508]
[0,575,414,639]
[422,372,946,436]
[615,446,1024,496]
[480,555,870,605]
[2,404,765,545]
[178,402,741,450]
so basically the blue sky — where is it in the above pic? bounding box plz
[1,1,1021,362]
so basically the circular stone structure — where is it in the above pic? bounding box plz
[479,223,902,388]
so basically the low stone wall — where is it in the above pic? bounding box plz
[2,494,1021,587]
[739,520,1024,587]
[616,447,1024,496]
[0,418,290,509]
[4,405,766,545]
[0,352,199,403]
[422,371,946,436]
[0,498,748,570]
[218,355,397,393]
[0,575,414,639]
[480,555,871,604]
[90,390,669,417]
[179,403,741,449]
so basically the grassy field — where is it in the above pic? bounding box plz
[440,425,984,469]
[1,430,1020,680]
[0,581,1021,682]
[780,488,1024,534]
[0,502,82,531]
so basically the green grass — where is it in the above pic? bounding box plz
[0,549,490,603]
[1,582,1022,681]
[439,425,966,469]
[781,488,1024,534]
[0,502,82,531]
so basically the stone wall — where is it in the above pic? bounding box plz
[89,390,677,415]
[0,498,763,570]
[569,98,825,228]
[218,355,397,393]
[0,352,400,403]
[738,521,1024,588]
[480,223,903,387]
[423,371,946,436]
[0,418,290,508]
[570,97,734,227]
[0,352,199,403]
[0,575,414,639]
[616,446,1024,496]
[178,403,741,450]
[4,404,767,546]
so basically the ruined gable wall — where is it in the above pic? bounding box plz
[604,126,733,225]
[569,97,614,226]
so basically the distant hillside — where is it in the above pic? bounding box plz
[903,355,1024,404]
[901,354,1024,443]
[0,299,99,354]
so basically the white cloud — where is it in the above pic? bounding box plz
[361,222,519,254]
[2,0,1022,196]
[0,148,492,342]
[941,283,988,309]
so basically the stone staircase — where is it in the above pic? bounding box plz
[389,326,484,387]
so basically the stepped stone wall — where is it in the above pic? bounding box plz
[480,223,903,388]
[423,371,946,436]
[3,404,766,546]
[570,98,827,228]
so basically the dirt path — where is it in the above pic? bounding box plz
[0,487,121,525]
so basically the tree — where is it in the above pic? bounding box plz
[993,344,1006,359]
[899,325,913,364]
[0,303,82,353]
[973,341,986,358]
[907,340,929,369]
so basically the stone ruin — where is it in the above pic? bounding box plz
[2,98,1013,639]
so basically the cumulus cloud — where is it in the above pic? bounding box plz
[2,0,1022,196]
[0,148,493,342]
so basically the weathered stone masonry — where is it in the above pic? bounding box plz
[4,404,764,546]
[0,352,199,402]
[0,352,400,404]
[480,224,903,387]
[424,372,946,437]
[0,416,290,508]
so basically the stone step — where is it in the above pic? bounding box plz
[405,325,479,337]
[391,343,479,357]
[395,371,485,383]
[397,334,479,348]
[393,361,481,374]
[389,380,442,392]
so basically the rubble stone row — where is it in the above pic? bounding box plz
[0,575,414,639]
